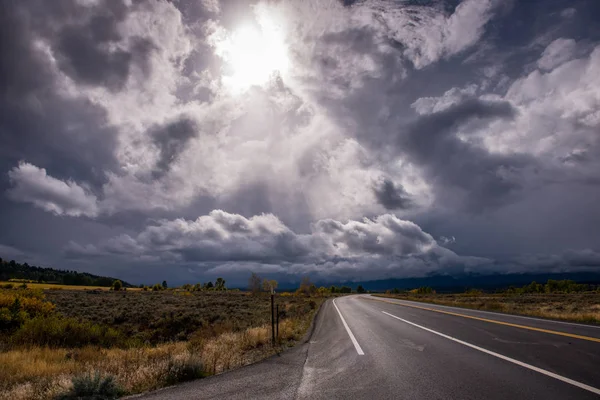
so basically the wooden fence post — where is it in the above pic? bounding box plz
[271,292,275,346]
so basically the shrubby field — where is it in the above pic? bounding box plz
[0,284,331,400]
[377,280,600,324]
[43,289,319,344]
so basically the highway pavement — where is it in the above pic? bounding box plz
[135,295,600,399]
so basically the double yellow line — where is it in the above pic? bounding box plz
[366,297,600,343]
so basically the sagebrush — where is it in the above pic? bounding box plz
[0,289,325,399]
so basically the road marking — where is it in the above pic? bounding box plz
[333,299,364,355]
[367,297,600,343]
[372,296,600,329]
[382,311,600,396]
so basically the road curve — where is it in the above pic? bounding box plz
[135,295,600,399]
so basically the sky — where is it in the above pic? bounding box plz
[1,0,600,287]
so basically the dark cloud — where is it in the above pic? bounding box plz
[151,118,199,177]
[401,99,528,211]
[0,1,120,188]
[56,18,155,91]
[409,98,516,131]
[57,26,130,90]
[373,178,413,210]
[312,26,406,111]
[561,150,588,164]
[340,0,361,7]
[477,249,600,275]
[562,249,600,268]
[0,2,51,98]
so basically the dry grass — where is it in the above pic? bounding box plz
[374,293,600,324]
[0,344,199,399]
[0,290,324,400]
[0,317,316,400]
[192,317,310,375]
[0,281,141,291]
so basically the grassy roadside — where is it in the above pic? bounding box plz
[372,293,600,325]
[0,289,327,399]
[0,316,318,399]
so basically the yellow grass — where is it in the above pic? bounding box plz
[0,311,316,399]
[0,281,140,291]
[374,293,600,324]
[0,344,198,399]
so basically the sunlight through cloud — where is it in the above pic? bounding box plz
[213,9,289,94]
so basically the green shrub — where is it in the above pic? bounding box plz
[58,372,123,399]
[112,280,123,291]
[181,283,192,291]
[0,289,56,332]
[415,286,435,294]
[0,308,13,327]
[11,315,128,348]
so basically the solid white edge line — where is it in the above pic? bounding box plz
[332,299,365,355]
[374,295,600,329]
[381,311,600,396]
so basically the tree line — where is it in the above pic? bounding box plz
[119,278,229,292]
[383,279,600,295]
[176,278,227,292]
[503,279,599,294]
[0,257,132,287]
[247,273,367,295]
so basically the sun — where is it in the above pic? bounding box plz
[214,14,289,93]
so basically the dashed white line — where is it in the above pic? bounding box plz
[333,299,364,355]
[382,310,600,396]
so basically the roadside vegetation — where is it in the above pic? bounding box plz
[375,279,600,324]
[0,273,340,400]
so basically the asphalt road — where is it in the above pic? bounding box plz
[136,295,600,399]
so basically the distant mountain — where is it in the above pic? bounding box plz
[327,272,600,293]
[0,257,133,287]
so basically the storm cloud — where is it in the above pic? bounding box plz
[66,210,490,282]
[2,0,600,285]
[400,98,529,210]
[151,117,199,177]
[373,178,413,210]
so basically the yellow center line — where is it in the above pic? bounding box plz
[364,296,600,343]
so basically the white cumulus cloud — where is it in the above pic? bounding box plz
[7,162,99,217]
[66,210,490,281]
